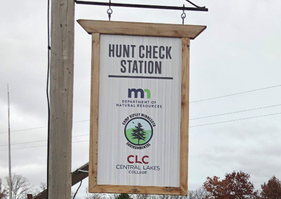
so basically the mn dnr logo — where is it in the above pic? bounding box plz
[123,114,155,149]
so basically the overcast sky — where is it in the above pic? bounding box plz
[0,0,281,198]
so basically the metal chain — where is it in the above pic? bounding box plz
[181,4,186,25]
[107,0,113,21]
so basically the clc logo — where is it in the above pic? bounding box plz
[127,155,149,164]
[128,88,151,99]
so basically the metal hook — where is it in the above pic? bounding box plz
[185,0,206,9]
[107,0,113,21]
[181,4,186,25]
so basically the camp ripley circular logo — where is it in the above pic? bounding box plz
[122,113,156,150]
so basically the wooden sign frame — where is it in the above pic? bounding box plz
[78,20,206,195]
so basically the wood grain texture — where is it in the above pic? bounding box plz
[49,0,74,198]
[89,33,100,190]
[77,20,206,39]
[90,185,183,195]
[180,38,190,195]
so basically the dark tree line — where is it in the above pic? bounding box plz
[203,171,281,199]
[1,171,281,198]
[99,172,281,199]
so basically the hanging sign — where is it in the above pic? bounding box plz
[78,20,206,195]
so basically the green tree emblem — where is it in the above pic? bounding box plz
[131,122,146,145]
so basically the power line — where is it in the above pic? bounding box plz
[190,112,281,128]
[0,126,47,134]
[0,139,46,147]
[1,111,281,151]
[1,84,281,135]
[2,101,281,136]
[0,140,89,152]
[1,84,280,135]
[190,103,281,120]
[0,133,89,147]
[1,101,281,138]
[0,120,89,135]
[190,84,281,103]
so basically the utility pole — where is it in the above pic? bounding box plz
[7,84,12,199]
[48,0,74,198]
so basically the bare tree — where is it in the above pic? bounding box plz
[157,195,187,199]
[5,174,31,199]
[130,191,207,199]
[131,194,151,199]
[38,182,46,191]
[84,191,206,199]
[0,178,7,199]
[187,188,207,199]
[85,187,119,199]
[33,182,47,196]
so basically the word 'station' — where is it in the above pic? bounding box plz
[108,44,173,75]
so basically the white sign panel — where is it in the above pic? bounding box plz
[97,34,182,187]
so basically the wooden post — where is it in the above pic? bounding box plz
[48,0,74,198]
[27,194,33,199]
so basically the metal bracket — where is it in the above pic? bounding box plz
[107,0,113,21]
[185,0,206,9]
[77,169,89,173]
[75,0,208,12]
[181,4,187,24]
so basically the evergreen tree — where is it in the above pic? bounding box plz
[131,123,146,145]
[117,193,130,199]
